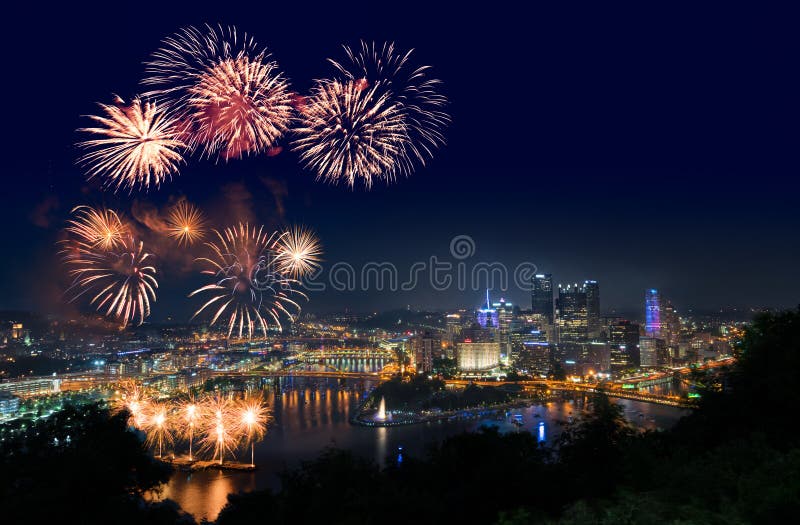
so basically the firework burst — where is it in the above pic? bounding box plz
[61,227,158,327]
[199,393,239,465]
[117,382,150,428]
[77,96,186,192]
[143,24,292,160]
[166,200,206,246]
[189,56,292,159]
[292,79,409,188]
[144,401,174,457]
[65,205,128,251]
[178,398,201,460]
[329,41,449,167]
[236,394,270,466]
[275,226,322,278]
[189,223,306,339]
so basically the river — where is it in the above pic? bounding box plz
[157,374,689,522]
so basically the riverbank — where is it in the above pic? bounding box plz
[352,391,562,427]
[160,456,256,472]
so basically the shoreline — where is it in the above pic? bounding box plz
[351,396,555,427]
[159,457,256,472]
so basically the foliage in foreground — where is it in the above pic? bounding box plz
[0,403,194,525]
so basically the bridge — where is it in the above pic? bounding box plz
[296,348,396,360]
[445,379,693,408]
[211,370,386,380]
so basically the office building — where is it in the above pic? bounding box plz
[531,274,554,324]
[584,280,601,339]
[645,289,663,338]
[0,392,20,418]
[609,320,641,369]
[640,336,667,367]
[556,283,588,343]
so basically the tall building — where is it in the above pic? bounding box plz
[515,341,552,376]
[609,320,640,369]
[492,297,514,362]
[556,283,588,343]
[414,332,441,374]
[445,314,463,344]
[476,291,499,329]
[639,336,667,367]
[584,280,601,340]
[663,301,680,350]
[531,274,554,324]
[645,289,663,337]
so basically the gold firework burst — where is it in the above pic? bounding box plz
[77,96,186,192]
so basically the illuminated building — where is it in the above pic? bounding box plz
[584,280,601,340]
[585,341,610,373]
[0,378,61,397]
[456,341,501,371]
[492,297,514,363]
[556,283,588,343]
[413,331,441,373]
[531,274,554,324]
[645,289,663,337]
[516,341,551,376]
[0,392,20,418]
[476,290,499,329]
[663,300,680,358]
[510,328,547,363]
[445,313,463,345]
[609,320,640,369]
[639,337,667,367]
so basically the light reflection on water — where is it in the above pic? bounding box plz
[159,376,688,522]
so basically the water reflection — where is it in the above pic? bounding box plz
[162,376,688,522]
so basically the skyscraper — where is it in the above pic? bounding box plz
[640,336,668,367]
[645,289,663,337]
[531,274,554,324]
[556,283,588,343]
[584,280,601,340]
[492,297,514,363]
[476,290,499,329]
[609,320,641,368]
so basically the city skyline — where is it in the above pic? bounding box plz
[1,4,796,525]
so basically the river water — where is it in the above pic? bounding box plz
[160,375,688,522]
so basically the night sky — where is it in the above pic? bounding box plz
[1,3,796,320]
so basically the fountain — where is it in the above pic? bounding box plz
[375,396,387,421]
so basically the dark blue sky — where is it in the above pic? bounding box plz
[1,3,796,320]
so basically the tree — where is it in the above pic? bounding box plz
[0,403,193,524]
[557,395,634,498]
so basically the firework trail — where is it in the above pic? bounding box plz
[199,393,239,464]
[65,206,128,251]
[292,79,409,188]
[236,394,270,466]
[328,41,449,170]
[189,223,306,339]
[178,398,201,460]
[166,200,206,246]
[275,226,322,279]
[77,96,186,192]
[144,401,174,457]
[142,24,292,160]
[61,214,158,327]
